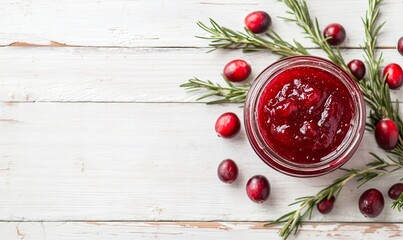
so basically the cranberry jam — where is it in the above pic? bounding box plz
[245,56,365,177]
[258,66,353,164]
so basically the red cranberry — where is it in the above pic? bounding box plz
[398,37,403,56]
[323,23,346,46]
[223,59,251,82]
[347,59,366,80]
[246,175,270,203]
[215,112,241,138]
[359,188,384,218]
[244,11,271,34]
[388,183,403,200]
[375,119,399,150]
[217,159,238,184]
[383,63,403,89]
[317,196,335,214]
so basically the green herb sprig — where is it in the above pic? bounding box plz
[180,77,250,104]
[279,0,348,72]
[267,154,403,239]
[391,193,403,211]
[197,18,309,56]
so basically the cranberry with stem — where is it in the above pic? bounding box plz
[317,196,335,214]
[217,159,238,184]
[244,11,271,34]
[323,23,346,46]
[375,119,399,150]
[383,63,403,89]
[223,59,251,82]
[388,183,403,200]
[347,59,366,80]
[359,188,384,218]
[246,175,270,203]
[215,112,241,138]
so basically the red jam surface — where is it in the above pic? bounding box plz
[257,66,354,164]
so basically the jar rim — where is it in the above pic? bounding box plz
[244,56,366,177]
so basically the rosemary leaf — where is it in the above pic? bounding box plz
[180,77,250,104]
[196,18,308,56]
[391,193,403,211]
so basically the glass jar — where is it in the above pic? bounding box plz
[244,56,365,177]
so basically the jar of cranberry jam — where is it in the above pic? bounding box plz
[244,56,365,177]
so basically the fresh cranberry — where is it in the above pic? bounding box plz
[383,63,403,89]
[358,188,384,218]
[246,175,270,203]
[398,37,403,56]
[375,119,399,150]
[317,196,335,214]
[244,11,271,33]
[347,59,366,80]
[215,112,241,138]
[223,59,251,82]
[323,23,346,46]
[388,183,403,200]
[217,159,238,184]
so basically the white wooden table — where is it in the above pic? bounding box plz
[0,0,402,239]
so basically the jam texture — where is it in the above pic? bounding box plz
[257,66,354,164]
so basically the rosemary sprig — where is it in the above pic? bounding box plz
[268,155,403,240]
[181,18,309,102]
[197,18,309,56]
[357,0,403,158]
[391,193,403,212]
[358,0,392,129]
[279,0,348,72]
[180,77,250,104]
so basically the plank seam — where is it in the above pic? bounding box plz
[0,220,401,224]
[0,45,396,50]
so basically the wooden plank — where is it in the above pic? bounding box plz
[0,102,401,221]
[0,0,401,48]
[0,222,401,239]
[0,47,401,102]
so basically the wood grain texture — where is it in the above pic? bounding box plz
[0,47,401,102]
[0,0,401,48]
[0,102,401,221]
[0,222,401,240]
